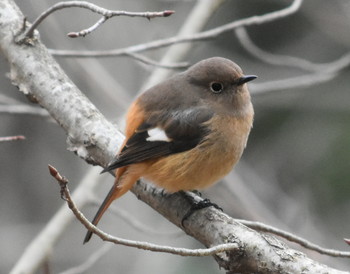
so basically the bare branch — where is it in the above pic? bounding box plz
[19,1,174,40]
[49,0,303,58]
[235,27,328,72]
[141,0,225,90]
[49,164,240,256]
[90,198,183,237]
[10,166,102,274]
[67,16,108,38]
[0,104,49,116]
[238,219,350,258]
[235,27,350,73]
[235,26,350,94]
[51,164,350,267]
[125,52,190,69]
[0,135,25,142]
[250,71,338,94]
[249,60,350,95]
[4,0,125,166]
[0,94,23,104]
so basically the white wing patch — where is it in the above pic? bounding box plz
[146,128,171,142]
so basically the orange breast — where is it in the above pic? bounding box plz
[140,114,253,192]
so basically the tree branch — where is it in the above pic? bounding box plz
[89,198,183,237]
[238,220,350,258]
[1,0,347,273]
[19,1,174,40]
[2,2,124,166]
[49,0,303,58]
[49,163,350,273]
[125,52,189,70]
[0,104,49,116]
[235,27,350,94]
[0,135,25,142]
[235,27,329,72]
[141,0,225,90]
[67,16,108,38]
[49,165,240,256]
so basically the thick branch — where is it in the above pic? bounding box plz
[1,3,123,166]
[49,165,240,256]
[239,220,350,258]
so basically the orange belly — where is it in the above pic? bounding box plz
[135,114,252,192]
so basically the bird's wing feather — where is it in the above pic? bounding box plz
[102,107,213,172]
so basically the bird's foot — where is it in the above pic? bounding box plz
[180,191,222,226]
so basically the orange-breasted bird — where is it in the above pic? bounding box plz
[84,57,256,243]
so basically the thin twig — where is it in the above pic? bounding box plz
[235,26,350,74]
[0,105,49,116]
[125,52,190,69]
[48,165,239,256]
[249,68,345,95]
[20,1,174,39]
[248,50,350,94]
[235,27,329,72]
[90,198,183,237]
[0,135,25,142]
[49,0,303,57]
[235,26,350,94]
[237,219,350,258]
[250,71,337,94]
[49,164,350,259]
[141,0,225,90]
[0,94,23,105]
[67,16,108,38]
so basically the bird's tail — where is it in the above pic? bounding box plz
[83,167,137,243]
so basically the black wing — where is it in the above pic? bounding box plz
[102,107,213,173]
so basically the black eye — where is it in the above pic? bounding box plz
[210,82,223,93]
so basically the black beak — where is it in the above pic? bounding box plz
[237,75,257,86]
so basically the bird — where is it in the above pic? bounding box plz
[83,57,256,243]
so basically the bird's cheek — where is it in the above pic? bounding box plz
[234,86,244,94]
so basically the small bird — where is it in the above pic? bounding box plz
[84,57,256,243]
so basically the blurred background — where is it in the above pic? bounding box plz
[1,0,350,273]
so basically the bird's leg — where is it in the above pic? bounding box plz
[180,191,222,227]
